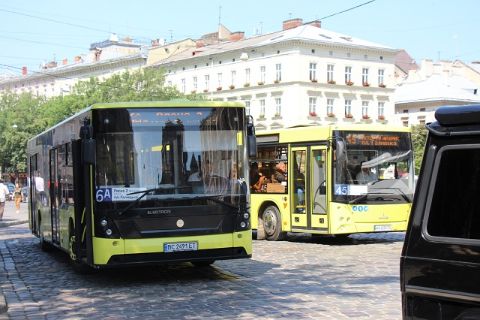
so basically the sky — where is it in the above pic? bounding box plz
[1,0,479,75]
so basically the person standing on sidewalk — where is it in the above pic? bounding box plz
[0,179,10,220]
[14,182,22,214]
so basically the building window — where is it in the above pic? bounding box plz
[362,101,369,118]
[378,69,384,86]
[420,107,426,112]
[362,68,369,86]
[231,70,236,86]
[244,100,251,116]
[378,102,385,116]
[419,119,426,125]
[403,120,409,127]
[327,64,334,83]
[181,78,186,94]
[275,97,282,116]
[275,64,282,82]
[309,63,317,81]
[204,75,210,90]
[327,98,334,116]
[260,99,266,117]
[309,97,317,116]
[403,109,409,113]
[345,66,352,84]
[345,99,352,117]
[260,66,266,84]
[245,68,250,84]
[217,73,223,88]
[193,76,197,90]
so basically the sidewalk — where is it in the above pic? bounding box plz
[1,199,29,316]
[0,199,28,228]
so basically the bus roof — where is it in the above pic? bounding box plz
[256,124,410,144]
[91,100,244,109]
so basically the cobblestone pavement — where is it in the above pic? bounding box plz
[0,221,405,320]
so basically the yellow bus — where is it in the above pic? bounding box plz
[250,124,414,240]
[26,101,256,271]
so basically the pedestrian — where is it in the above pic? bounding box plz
[0,179,10,220]
[14,182,22,214]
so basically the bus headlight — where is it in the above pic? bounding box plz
[240,221,246,228]
[105,229,113,236]
[100,219,108,227]
[243,213,249,220]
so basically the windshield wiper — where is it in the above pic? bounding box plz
[348,192,397,204]
[117,187,166,216]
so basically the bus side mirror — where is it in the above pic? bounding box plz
[82,139,96,165]
[335,140,346,161]
[247,116,257,159]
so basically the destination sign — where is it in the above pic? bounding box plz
[345,133,401,147]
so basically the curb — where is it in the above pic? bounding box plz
[0,220,28,228]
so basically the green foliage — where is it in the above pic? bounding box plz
[0,68,183,174]
[411,124,428,173]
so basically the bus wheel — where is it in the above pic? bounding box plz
[262,205,285,241]
[68,235,93,274]
[192,260,215,267]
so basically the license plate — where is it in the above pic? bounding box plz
[374,225,392,232]
[164,242,198,253]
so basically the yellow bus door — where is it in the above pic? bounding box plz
[290,147,328,232]
[310,147,328,232]
[291,147,308,229]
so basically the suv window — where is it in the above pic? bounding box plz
[426,146,480,240]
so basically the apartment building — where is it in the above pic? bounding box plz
[0,34,146,98]
[150,19,399,130]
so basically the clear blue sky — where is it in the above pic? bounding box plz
[1,0,479,75]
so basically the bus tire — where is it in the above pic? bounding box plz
[262,205,285,241]
[192,260,215,267]
[68,229,93,274]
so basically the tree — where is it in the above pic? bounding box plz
[411,124,428,174]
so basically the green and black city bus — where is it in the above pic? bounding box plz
[27,101,256,271]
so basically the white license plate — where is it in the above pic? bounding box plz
[164,242,198,253]
[374,225,392,232]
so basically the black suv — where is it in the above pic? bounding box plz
[400,105,480,319]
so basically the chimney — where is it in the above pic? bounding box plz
[21,66,27,76]
[283,18,303,30]
[62,58,68,65]
[229,31,245,42]
[305,20,321,28]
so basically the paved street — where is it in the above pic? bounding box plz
[0,201,405,319]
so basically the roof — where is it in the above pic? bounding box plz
[395,74,480,104]
[395,50,419,74]
[152,24,396,66]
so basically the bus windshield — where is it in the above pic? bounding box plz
[93,107,246,205]
[333,130,414,204]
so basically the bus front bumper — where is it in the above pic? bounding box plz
[92,230,252,267]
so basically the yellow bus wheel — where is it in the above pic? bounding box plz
[262,205,286,241]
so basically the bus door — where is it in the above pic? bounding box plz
[290,146,328,232]
[29,154,38,235]
[310,147,328,232]
[49,148,60,244]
